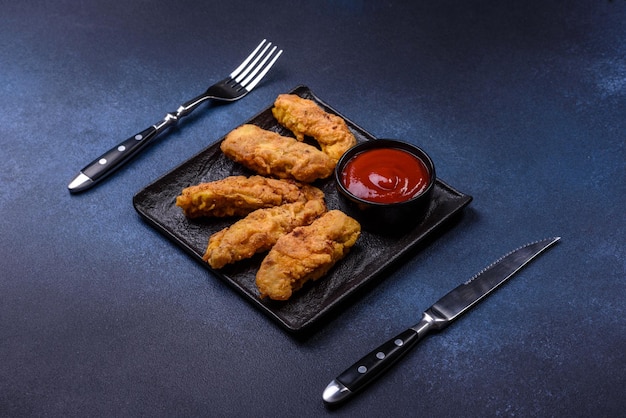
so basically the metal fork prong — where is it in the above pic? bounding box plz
[242,47,283,91]
[240,46,278,88]
[234,42,272,83]
[229,39,267,79]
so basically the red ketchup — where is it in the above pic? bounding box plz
[341,148,430,204]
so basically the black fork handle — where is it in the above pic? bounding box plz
[67,91,213,193]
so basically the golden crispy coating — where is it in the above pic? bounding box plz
[255,210,361,300]
[203,199,327,269]
[220,124,335,183]
[272,94,357,162]
[176,175,324,218]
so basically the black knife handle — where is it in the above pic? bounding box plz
[80,126,158,183]
[338,328,419,390]
[323,328,422,405]
[323,312,440,405]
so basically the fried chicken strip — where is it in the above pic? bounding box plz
[203,199,327,269]
[255,210,361,300]
[220,124,335,183]
[176,175,324,218]
[272,94,357,162]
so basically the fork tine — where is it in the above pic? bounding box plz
[241,46,283,91]
[230,39,268,79]
[234,42,272,83]
[240,45,282,89]
[230,39,266,78]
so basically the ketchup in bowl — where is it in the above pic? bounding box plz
[334,139,436,233]
[340,148,430,204]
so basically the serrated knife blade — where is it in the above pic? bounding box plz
[323,237,560,406]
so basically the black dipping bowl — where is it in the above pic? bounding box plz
[334,139,436,234]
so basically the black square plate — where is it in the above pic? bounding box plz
[133,85,472,332]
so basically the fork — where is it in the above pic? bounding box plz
[68,39,283,193]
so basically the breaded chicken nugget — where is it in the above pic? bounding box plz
[272,94,357,162]
[220,124,335,183]
[255,210,361,300]
[176,175,324,218]
[203,199,327,269]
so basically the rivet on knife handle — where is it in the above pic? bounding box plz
[323,237,560,406]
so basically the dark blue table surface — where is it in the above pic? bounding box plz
[1,1,624,416]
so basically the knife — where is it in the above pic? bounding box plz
[322,237,560,405]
